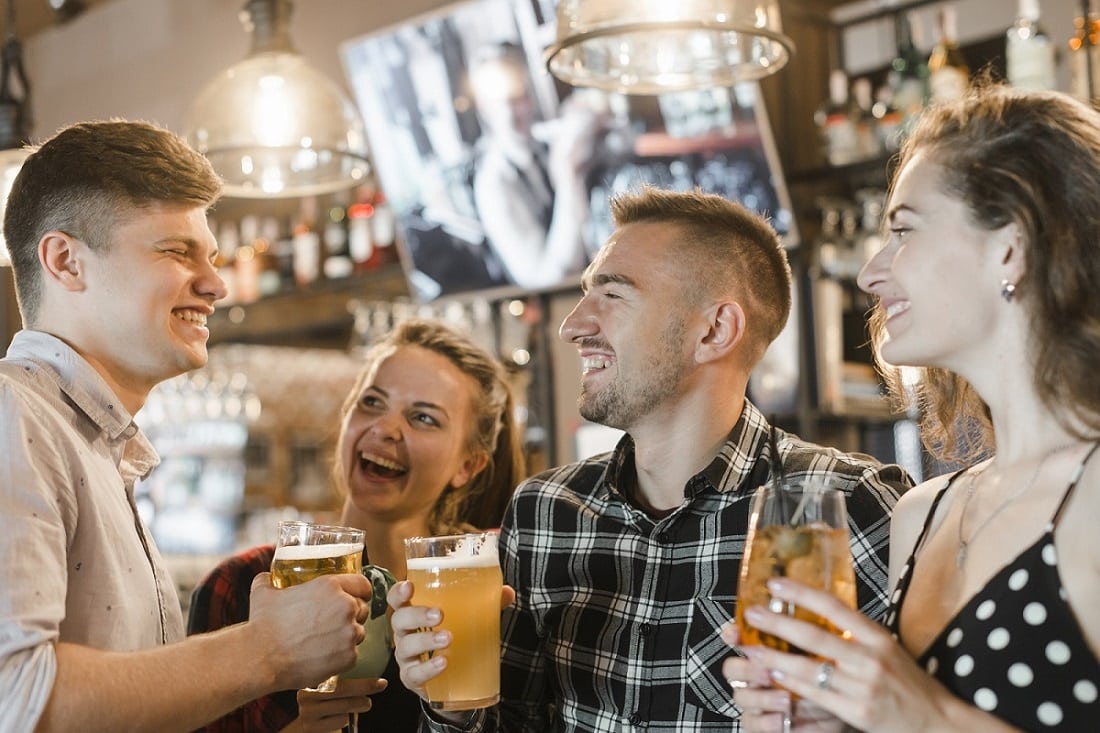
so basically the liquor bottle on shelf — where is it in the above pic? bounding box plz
[888,11,929,135]
[234,214,262,305]
[1069,9,1100,103]
[814,69,859,166]
[872,85,904,153]
[322,194,353,280]
[1006,0,1056,92]
[257,215,286,298]
[347,195,376,274]
[292,196,322,287]
[928,5,969,105]
[851,77,881,159]
[370,190,398,268]
[214,219,240,306]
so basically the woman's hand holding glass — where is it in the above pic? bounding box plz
[723,579,975,733]
[731,480,856,732]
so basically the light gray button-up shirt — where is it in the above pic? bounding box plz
[0,330,183,730]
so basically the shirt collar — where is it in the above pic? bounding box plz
[7,329,146,444]
[596,399,774,502]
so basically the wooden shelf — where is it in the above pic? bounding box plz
[207,264,410,350]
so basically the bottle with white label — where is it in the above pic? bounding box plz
[1007,0,1055,91]
[814,70,859,166]
[928,5,969,104]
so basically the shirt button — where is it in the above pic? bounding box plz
[639,622,653,636]
[628,712,643,726]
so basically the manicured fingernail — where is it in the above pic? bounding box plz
[745,607,763,623]
[770,669,786,682]
[426,609,442,624]
[767,578,787,594]
[432,655,446,669]
[433,631,450,645]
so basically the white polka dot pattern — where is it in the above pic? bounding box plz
[1046,641,1071,666]
[1036,702,1063,726]
[986,628,1010,651]
[946,628,963,648]
[1007,663,1033,687]
[1022,602,1046,626]
[974,688,998,711]
[1074,680,1097,704]
[885,466,1100,730]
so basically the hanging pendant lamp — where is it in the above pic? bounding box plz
[184,0,370,199]
[546,0,794,94]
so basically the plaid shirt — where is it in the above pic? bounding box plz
[428,401,908,733]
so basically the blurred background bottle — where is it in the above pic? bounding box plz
[851,77,881,159]
[1006,0,1056,91]
[928,5,969,104]
[888,11,929,135]
[815,69,859,166]
[1069,9,1100,103]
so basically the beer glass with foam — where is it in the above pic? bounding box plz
[404,531,503,711]
[272,520,366,692]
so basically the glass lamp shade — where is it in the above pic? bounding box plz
[546,0,794,93]
[0,146,30,265]
[184,50,370,199]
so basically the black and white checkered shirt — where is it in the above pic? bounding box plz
[426,401,909,732]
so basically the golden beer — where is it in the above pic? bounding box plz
[406,535,503,711]
[736,522,856,650]
[273,521,366,692]
[271,543,364,589]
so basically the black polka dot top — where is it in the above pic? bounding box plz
[886,443,1100,731]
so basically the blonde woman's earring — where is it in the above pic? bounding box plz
[1000,280,1017,302]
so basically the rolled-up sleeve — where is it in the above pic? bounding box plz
[0,622,57,731]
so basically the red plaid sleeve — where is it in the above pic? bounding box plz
[186,544,300,733]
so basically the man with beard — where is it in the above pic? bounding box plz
[389,186,910,732]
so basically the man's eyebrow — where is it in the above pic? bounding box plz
[589,272,636,288]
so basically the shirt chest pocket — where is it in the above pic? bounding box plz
[684,596,739,720]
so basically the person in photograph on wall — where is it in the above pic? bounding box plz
[468,41,606,291]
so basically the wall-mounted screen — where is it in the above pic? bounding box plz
[341,0,799,301]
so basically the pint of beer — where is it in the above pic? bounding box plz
[405,532,502,711]
[272,520,366,692]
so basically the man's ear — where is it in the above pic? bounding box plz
[39,232,87,292]
[696,300,746,364]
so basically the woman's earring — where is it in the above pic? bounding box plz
[1000,280,1017,302]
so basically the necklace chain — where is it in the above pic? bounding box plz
[956,443,1076,569]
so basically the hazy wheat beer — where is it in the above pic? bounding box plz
[405,532,503,711]
[272,521,365,692]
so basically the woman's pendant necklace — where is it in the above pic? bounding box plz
[956,443,1075,570]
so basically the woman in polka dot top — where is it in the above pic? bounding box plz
[722,80,1100,732]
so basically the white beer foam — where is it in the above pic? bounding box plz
[406,553,498,570]
[274,542,364,561]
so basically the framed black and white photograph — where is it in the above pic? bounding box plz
[341,0,798,301]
